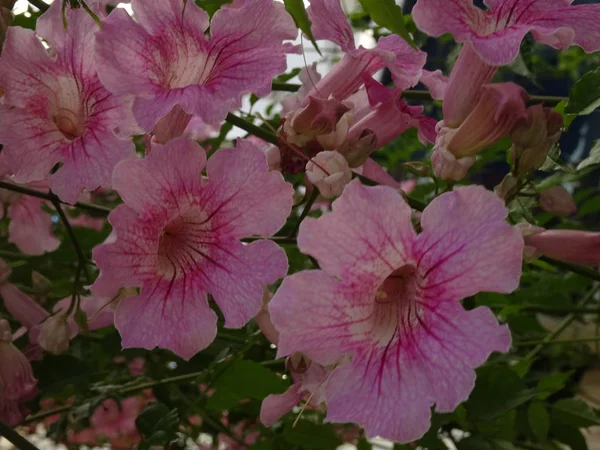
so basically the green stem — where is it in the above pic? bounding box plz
[491,305,600,314]
[242,236,298,245]
[77,0,102,27]
[290,189,319,237]
[516,336,600,347]
[27,0,48,12]
[225,113,278,146]
[540,257,600,283]
[270,84,567,105]
[0,181,111,216]
[525,283,600,361]
[0,420,41,450]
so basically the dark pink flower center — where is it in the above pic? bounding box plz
[157,210,213,279]
[162,37,215,89]
[371,264,421,345]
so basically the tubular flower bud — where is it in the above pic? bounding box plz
[525,229,600,269]
[539,186,577,216]
[306,151,352,199]
[38,315,71,354]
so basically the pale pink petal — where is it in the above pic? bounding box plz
[307,0,355,51]
[0,283,49,329]
[201,140,294,238]
[112,138,206,214]
[131,0,209,35]
[298,180,416,284]
[353,158,402,190]
[203,240,288,328]
[269,270,370,363]
[7,196,59,255]
[260,384,302,427]
[414,185,523,300]
[116,279,217,360]
[324,301,510,441]
[420,69,448,101]
[412,0,484,41]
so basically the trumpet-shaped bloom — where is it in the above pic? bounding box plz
[95,0,297,133]
[304,0,426,101]
[0,319,38,426]
[412,0,600,66]
[413,0,600,127]
[0,2,136,204]
[269,181,522,442]
[92,138,293,359]
[524,229,600,269]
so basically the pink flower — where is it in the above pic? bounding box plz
[269,181,523,442]
[91,396,147,447]
[305,0,426,101]
[0,319,38,426]
[0,2,136,204]
[95,0,297,136]
[524,229,600,269]
[539,186,577,216]
[92,138,293,359]
[38,315,71,355]
[306,151,352,199]
[0,180,60,255]
[413,0,600,128]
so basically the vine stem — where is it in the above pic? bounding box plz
[492,305,600,315]
[516,336,600,347]
[27,0,48,12]
[271,83,568,105]
[0,420,41,450]
[225,113,278,145]
[290,190,319,237]
[525,283,600,361]
[0,181,111,216]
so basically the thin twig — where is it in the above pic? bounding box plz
[27,0,48,12]
[491,305,600,315]
[225,113,278,145]
[270,83,568,105]
[290,189,319,237]
[540,257,600,283]
[516,336,600,347]
[0,420,42,450]
[525,283,600,361]
[0,181,111,216]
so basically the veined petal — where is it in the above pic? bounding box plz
[307,0,355,51]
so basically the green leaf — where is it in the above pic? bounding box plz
[577,140,600,170]
[357,438,372,450]
[74,306,89,333]
[536,371,573,400]
[552,423,589,450]
[194,0,232,16]
[283,0,321,55]
[206,359,288,411]
[554,100,577,130]
[458,436,514,450]
[528,402,550,442]
[566,67,600,115]
[552,398,600,428]
[539,145,573,173]
[283,421,343,450]
[358,0,416,48]
[135,403,179,437]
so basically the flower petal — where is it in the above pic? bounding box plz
[260,384,302,427]
[412,0,483,41]
[7,197,59,255]
[414,185,523,300]
[115,278,217,360]
[307,0,355,51]
[298,180,416,284]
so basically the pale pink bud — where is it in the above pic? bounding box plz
[38,315,71,354]
[306,151,352,199]
[254,288,279,345]
[525,230,600,268]
[264,145,281,172]
[431,147,475,181]
[446,83,529,158]
[31,271,52,296]
[539,186,577,216]
[316,110,353,151]
[443,44,499,128]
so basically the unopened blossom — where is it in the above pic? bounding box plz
[524,229,600,269]
[270,182,523,442]
[306,151,352,199]
[96,0,297,136]
[0,1,136,204]
[413,0,600,127]
[510,105,563,175]
[539,186,577,216]
[0,180,59,255]
[92,138,293,359]
[38,315,71,355]
[432,83,529,180]
[0,319,38,426]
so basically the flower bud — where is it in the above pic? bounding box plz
[285,352,311,374]
[31,271,52,296]
[515,222,545,260]
[539,186,577,216]
[431,147,475,181]
[38,315,71,354]
[306,151,352,199]
[494,174,519,201]
[255,288,279,345]
[524,229,600,269]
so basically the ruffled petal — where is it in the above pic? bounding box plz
[414,186,523,300]
[7,197,59,255]
[298,180,416,284]
[412,0,484,41]
[260,384,302,427]
[307,0,355,51]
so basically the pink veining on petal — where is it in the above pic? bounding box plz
[92,138,292,359]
